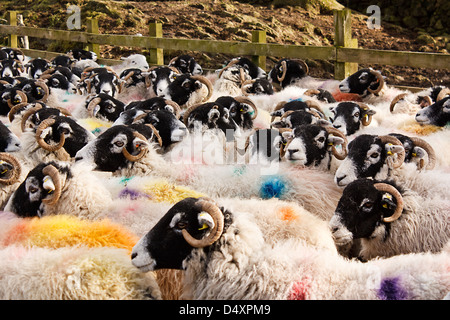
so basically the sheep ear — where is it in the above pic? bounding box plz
[385,144,404,155]
[443,100,450,113]
[412,146,426,159]
[328,136,345,146]
[133,136,149,149]
[197,211,214,230]
[381,193,397,211]
[281,131,292,140]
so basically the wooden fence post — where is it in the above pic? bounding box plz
[334,9,358,80]
[7,11,18,48]
[149,22,164,66]
[251,30,266,71]
[86,18,100,56]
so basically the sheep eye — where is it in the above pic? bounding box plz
[318,137,325,143]
[114,141,124,147]
[354,112,360,118]
[60,128,70,135]
[363,202,373,209]
[359,74,368,82]
[370,152,379,158]
[176,221,187,229]
[29,186,38,193]
[182,81,190,88]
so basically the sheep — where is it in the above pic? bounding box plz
[328,101,377,136]
[19,115,96,166]
[334,133,450,200]
[160,74,213,109]
[0,152,26,210]
[0,86,28,115]
[131,197,450,300]
[50,54,75,69]
[1,47,25,62]
[241,78,274,96]
[168,54,203,75]
[0,246,161,300]
[66,48,97,62]
[267,58,309,89]
[74,124,343,220]
[214,96,257,131]
[0,120,21,152]
[145,65,180,98]
[113,53,149,73]
[238,128,288,164]
[329,179,450,261]
[212,62,252,98]
[4,160,113,220]
[78,67,122,97]
[79,93,125,122]
[0,58,24,77]
[24,58,51,79]
[415,96,450,127]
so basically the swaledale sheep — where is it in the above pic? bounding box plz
[0,246,161,300]
[330,179,450,261]
[75,125,343,220]
[131,197,450,300]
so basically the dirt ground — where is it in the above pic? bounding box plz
[3,0,449,88]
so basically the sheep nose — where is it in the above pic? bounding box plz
[336,175,346,186]
[288,149,298,157]
[102,89,110,94]
[331,226,339,233]
[75,156,83,162]
[333,124,342,129]
[131,252,138,260]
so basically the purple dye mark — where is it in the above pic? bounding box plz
[378,277,408,300]
[118,187,151,200]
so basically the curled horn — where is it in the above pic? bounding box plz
[367,70,385,95]
[146,123,163,147]
[20,103,44,132]
[0,153,22,185]
[374,183,404,223]
[271,101,288,122]
[7,90,27,108]
[379,135,405,169]
[168,56,179,66]
[87,97,102,117]
[122,70,135,82]
[356,102,374,126]
[436,88,450,101]
[8,102,29,122]
[292,59,309,75]
[35,80,50,102]
[278,127,292,159]
[409,137,436,170]
[305,100,326,119]
[325,126,348,160]
[164,99,182,119]
[183,103,203,126]
[218,59,240,78]
[191,75,213,102]
[234,96,258,120]
[390,93,409,113]
[41,164,62,205]
[122,131,149,162]
[277,60,287,83]
[35,117,66,152]
[240,79,256,96]
[181,198,225,248]
[303,89,320,96]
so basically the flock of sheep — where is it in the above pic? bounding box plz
[0,46,449,300]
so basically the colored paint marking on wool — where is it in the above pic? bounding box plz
[288,276,311,300]
[278,206,298,222]
[377,277,408,300]
[259,175,287,199]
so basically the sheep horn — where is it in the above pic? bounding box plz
[35,80,50,103]
[41,164,62,205]
[122,131,149,162]
[181,198,224,248]
[241,79,256,96]
[390,93,409,113]
[168,56,179,66]
[367,70,385,95]
[270,101,288,122]
[122,70,135,82]
[436,87,450,101]
[325,126,348,160]
[218,59,240,78]
[374,183,404,223]
[191,75,213,102]
[21,103,44,132]
[164,99,182,119]
[234,96,258,120]
[356,102,374,126]
[145,123,163,147]
[278,128,293,159]
[7,90,27,108]
[303,89,320,96]
[409,137,436,170]
[0,152,22,185]
[183,103,203,126]
[35,117,66,152]
[87,97,102,118]
[418,95,432,108]
[8,102,29,122]
[292,59,309,75]
[277,60,287,83]
[305,100,326,119]
[379,135,405,169]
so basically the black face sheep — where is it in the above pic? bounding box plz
[84,93,125,122]
[268,58,308,89]
[24,58,51,79]
[329,101,376,136]
[145,66,179,97]
[415,96,450,127]
[132,197,450,300]
[0,87,28,115]
[339,68,385,98]
[67,48,97,61]
[215,96,257,130]
[226,57,266,79]
[0,120,21,152]
[168,55,203,75]
[0,58,24,77]
[241,78,274,96]
[83,68,122,97]
[50,55,75,68]
[0,47,25,61]
[119,68,147,88]
[160,74,213,108]
[283,124,347,170]
[389,133,436,170]
[330,179,450,260]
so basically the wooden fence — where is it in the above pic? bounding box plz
[1,9,449,81]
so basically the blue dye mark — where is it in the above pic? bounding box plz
[378,277,408,300]
[259,175,287,199]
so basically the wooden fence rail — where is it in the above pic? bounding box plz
[1,9,449,80]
